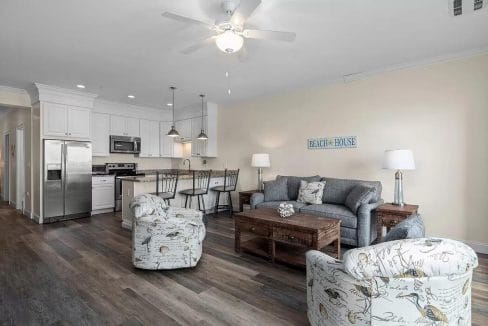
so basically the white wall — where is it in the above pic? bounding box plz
[208,53,488,246]
[0,107,32,215]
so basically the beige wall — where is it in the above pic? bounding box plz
[209,54,488,245]
[0,107,32,214]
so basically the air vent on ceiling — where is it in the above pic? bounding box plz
[449,0,485,16]
[474,0,484,10]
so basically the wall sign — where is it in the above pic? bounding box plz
[308,136,357,150]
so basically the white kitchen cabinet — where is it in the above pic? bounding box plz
[92,113,110,156]
[126,117,140,137]
[92,175,115,214]
[110,115,140,137]
[42,102,91,139]
[67,106,91,138]
[159,121,174,157]
[175,119,192,142]
[191,116,207,157]
[139,119,160,157]
[189,103,217,157]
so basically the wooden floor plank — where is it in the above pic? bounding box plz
[0,202,486,325]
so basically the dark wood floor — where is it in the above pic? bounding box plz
[0,202,486,325]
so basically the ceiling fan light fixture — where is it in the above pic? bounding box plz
[215,30,243,53]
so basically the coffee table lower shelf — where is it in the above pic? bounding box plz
[239,237,337,268]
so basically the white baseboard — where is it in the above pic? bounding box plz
[23,209,31,219]
[463,240,488,255]
[32,213,41,224]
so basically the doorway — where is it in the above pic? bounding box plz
[2,133,10,203]
[16,126,25,211]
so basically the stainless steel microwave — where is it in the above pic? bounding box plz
[110,135,141,154]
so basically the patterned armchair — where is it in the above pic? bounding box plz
[306,238,478,325]
[130,194,206,270]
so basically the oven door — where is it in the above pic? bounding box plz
[110,136,140,154]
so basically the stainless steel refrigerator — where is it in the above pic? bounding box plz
[43,140,92,223]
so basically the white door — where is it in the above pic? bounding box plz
[43,103,68,137]
[160,121,174,157]
[139,119,151,157]
[15,127,25,211]
[67,106,91,138]
[92,113,110,156]
[110,115,126,136]
[126,117,140,137]
[175,119,191,140]
[2,133,10,202]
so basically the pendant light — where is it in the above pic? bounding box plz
[197,94,208,140]
[167,86,180,137]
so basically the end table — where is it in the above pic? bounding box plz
[238,190,262,212]
[376,203,419,240]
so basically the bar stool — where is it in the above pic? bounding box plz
[154,170,179,205]
[179,170,212,215]
[212,169,239,217]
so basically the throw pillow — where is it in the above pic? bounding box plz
[263,177,289,202]
[345,185,375,214]
[276,175,321,200]
[297,180,326,204]
[383,214,425,242]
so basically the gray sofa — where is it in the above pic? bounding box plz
[250,176,384,247]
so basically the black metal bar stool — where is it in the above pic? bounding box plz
[212,169,239,217]
[154,170,179,205]
[179,170,212,215]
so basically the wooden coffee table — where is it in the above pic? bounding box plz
[235,208,341,267]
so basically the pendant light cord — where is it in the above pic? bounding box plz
[200,94,205,129]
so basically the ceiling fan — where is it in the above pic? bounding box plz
[161,0,296,55]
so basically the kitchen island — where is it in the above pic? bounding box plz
[118,169,229,229]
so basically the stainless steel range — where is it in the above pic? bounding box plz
[106,163,137,211]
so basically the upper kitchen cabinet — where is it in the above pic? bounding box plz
[174,119,192,142]
[191,116,206,157]
[42,102,91,139]
[110,115,140,137]
[139,119,160,157]
[91,112,110,156]
[189,103,217,157]
[160,121,174,158]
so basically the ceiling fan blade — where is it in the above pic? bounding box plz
[161,12,212,28]
[242,29,296,42]
[230,0,262,27]
[180,37,215,55]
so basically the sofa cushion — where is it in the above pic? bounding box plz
[321,177,382,204]
[299,204,357,228]
[263,178,289,202]
[297,180,326,204]
[344,185,375,214]
[277,175,321,200]
[383,214,425,242]
[256,201,307,210]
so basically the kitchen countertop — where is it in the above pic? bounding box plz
[118,169,228,183]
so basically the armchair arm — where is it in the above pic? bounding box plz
[356,199,384,247]
[250,192,265,209]
[343,237,478,280]
[306,250,371,326]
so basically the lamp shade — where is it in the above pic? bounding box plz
[382,149,415,170]
[251,153,270,168]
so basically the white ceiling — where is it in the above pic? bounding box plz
[0,0,487,109]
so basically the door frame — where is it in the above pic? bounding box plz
[2,132,10,203]
[16,124,25,212]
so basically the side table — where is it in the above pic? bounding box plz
[238,190,262,212]
[376,203,419,240]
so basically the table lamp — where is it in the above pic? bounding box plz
[382,149,415,206]
[251,153,270,191]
